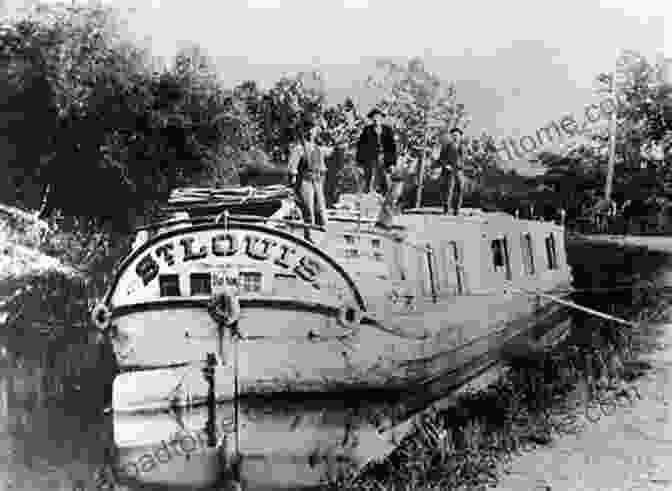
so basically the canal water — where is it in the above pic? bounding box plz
[1,238,670,490]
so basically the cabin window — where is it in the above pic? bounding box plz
[159,274,181,297]
[239,271,262,293]
[190,273,212,295]
[545,234,558,270]
[443,241,463,294]
[344,234,355,245]
[521,233,535,275]
[371,238,381,249]
[491,238,511,280]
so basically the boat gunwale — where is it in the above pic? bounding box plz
[110,296,344,319]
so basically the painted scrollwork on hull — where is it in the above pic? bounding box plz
[105,223,366,312]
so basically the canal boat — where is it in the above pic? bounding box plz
[94,185,574,413]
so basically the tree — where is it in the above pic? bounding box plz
[366,57,469,161]
[263,70,327,162]
[321,97,365,150]
[365,57,504,207]
[529,51,672,224]
[0,3,240,232]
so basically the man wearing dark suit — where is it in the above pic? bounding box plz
[435,127,466,215]
[356,108,397,195]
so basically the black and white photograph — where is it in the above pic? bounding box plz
[0,0,669,489]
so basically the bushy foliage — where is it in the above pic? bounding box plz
[367,57,469,161]
[0,4,245,233]
[531,51,672,220]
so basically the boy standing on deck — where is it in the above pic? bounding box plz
[288,120,333,240]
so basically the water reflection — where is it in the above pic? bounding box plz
[108,397,416,490]
[0,270,115,490]
[0,353,113,490]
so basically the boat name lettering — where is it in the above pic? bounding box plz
[134,232,323,286]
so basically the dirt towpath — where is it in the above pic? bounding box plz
[495,235,672,491]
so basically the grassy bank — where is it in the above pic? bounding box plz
[0,203,124,404]
[323,280,667,490]
[0,203,131,293]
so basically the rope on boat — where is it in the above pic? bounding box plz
[166,185,294,210]
[511,287,640,329]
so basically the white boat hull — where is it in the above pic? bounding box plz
[110,296,572,413]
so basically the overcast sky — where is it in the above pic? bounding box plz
[3,0,668,167]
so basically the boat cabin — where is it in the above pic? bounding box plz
[322,194,570,314]
[129,186,570,312]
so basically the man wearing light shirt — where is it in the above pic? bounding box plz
[287,120,333,240]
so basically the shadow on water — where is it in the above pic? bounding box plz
[2,238,672,490]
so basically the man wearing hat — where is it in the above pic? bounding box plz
[356,108,397,195]
[435,127,466,215]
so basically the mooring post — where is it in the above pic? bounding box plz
[230,319,242,488]
[203,352,217,447]
[231,320,240,458]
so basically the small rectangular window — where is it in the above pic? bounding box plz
[190,273,211,295]
[545,234,558,270]
[374,252,384,261]
[491,238,511,280]
[444,241,463,294]
[521,233,535,275]
[371,238,381,249]
[240,271,262,293]
[159,274,180,297]
[344,235,355,245]
[491,239,504,268]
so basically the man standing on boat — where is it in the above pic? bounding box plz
[356,108,397,195]
[435,127,465,215]
[288,119,333,239]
